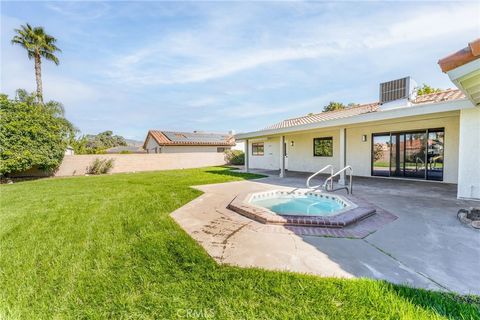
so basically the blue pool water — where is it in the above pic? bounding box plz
[251,195,344,216]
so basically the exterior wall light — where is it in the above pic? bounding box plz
[362,134,367,142]
[290,141,294,147]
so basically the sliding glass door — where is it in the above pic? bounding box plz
[426,130,444,181]
[371,128,444,181]
[404,132,427,179]
[372,134,391,177]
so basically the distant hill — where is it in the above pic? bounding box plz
[125,139,143,147]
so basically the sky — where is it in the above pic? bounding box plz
[1,1,479,140]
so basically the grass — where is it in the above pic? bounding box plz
[0,166,478,319]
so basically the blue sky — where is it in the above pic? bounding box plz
[1,1,479,140]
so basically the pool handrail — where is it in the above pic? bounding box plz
[306,165,334,189]
[323,166,353,194]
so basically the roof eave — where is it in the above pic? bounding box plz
[235,99,473,140]
[445,59,480,106]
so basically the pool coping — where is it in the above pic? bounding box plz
[228,189,377,228]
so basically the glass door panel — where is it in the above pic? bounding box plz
[427,130,444,181]
[404,132,427,179]
[390,133,403,177]
[372,134,391,176]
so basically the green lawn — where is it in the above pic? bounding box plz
[0,167,478,319]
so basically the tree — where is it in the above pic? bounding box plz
[323,101,346,112]
[0,91,74,176]
[417,84,441,96]
[11,24,61,104]
[72,131,127,154]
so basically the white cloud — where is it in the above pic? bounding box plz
[45,2,109,20]
[105,2,479,86]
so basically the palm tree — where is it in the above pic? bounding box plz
[11,24,61,104]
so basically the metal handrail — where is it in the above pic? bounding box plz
[306,165,334,189]
[323,166,353,194]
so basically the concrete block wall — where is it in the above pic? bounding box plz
[54,153,227,176]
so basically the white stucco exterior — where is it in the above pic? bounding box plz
[248,137,281,170]
[246,111,461,183]
[457,107,480,199]
[239,96,480,199]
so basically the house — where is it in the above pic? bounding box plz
[236,39,480,200]
[143,130,235,153]
[64,146,74,156]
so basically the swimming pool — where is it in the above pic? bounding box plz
[227,189,374,227]
[248,190,352,216]
[251,194,344,216]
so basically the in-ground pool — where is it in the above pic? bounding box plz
[250,193,344,216]
[248,190,355,216]
[227,189,375,227]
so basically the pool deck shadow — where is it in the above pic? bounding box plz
[171,172,480,295]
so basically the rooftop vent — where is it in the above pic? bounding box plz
[379,76,416,104]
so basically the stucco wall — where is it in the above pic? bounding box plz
[161,145,228,153]
[53,153,227,177]
[248,137,281,170]
[285,129,340,172]
[246,111,461,183]
[457,108,480,199]
[144,136,158,152]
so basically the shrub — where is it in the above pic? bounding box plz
[0,91,74,176]
[224,150,245,165]
[87,158,114,175]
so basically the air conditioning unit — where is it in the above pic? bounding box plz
[379,76,417,105]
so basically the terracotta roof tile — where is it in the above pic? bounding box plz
[144,130,235,148]
[438,39,480,72]
[263,89,464,130]
[414,88,465,104]
[265,103,379,130]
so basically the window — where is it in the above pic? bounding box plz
[217,147,226,153]
[313,137,333,157]
[252,142,264,156]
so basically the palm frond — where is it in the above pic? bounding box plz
[42,52,60,65]
[11,23,61,65]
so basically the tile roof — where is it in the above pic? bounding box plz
[264,89,465,130]
[438,39,480,73]
[413,88,465,104]
[145,130,235,148]
[265,103,379,130]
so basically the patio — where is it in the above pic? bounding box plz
[172,170,480,295]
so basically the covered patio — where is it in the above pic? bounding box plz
[172,171,480,295]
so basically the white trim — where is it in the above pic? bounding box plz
[447,59,480,81]
[447,59,480,106]
[236,99,474,140]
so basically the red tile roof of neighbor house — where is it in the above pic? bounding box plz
[264,89,465,130]
[438,39,480,73]
[144,130,235,148]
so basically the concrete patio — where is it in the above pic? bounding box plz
[171,170,480,295]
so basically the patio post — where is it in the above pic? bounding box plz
[245,139,250,173]
[280,135,285,178]
[339,128,346,185]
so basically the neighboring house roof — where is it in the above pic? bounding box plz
[106,146,146,154]
[438,39,480,73]
[264,89,464,131]
[144,130,235,148]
